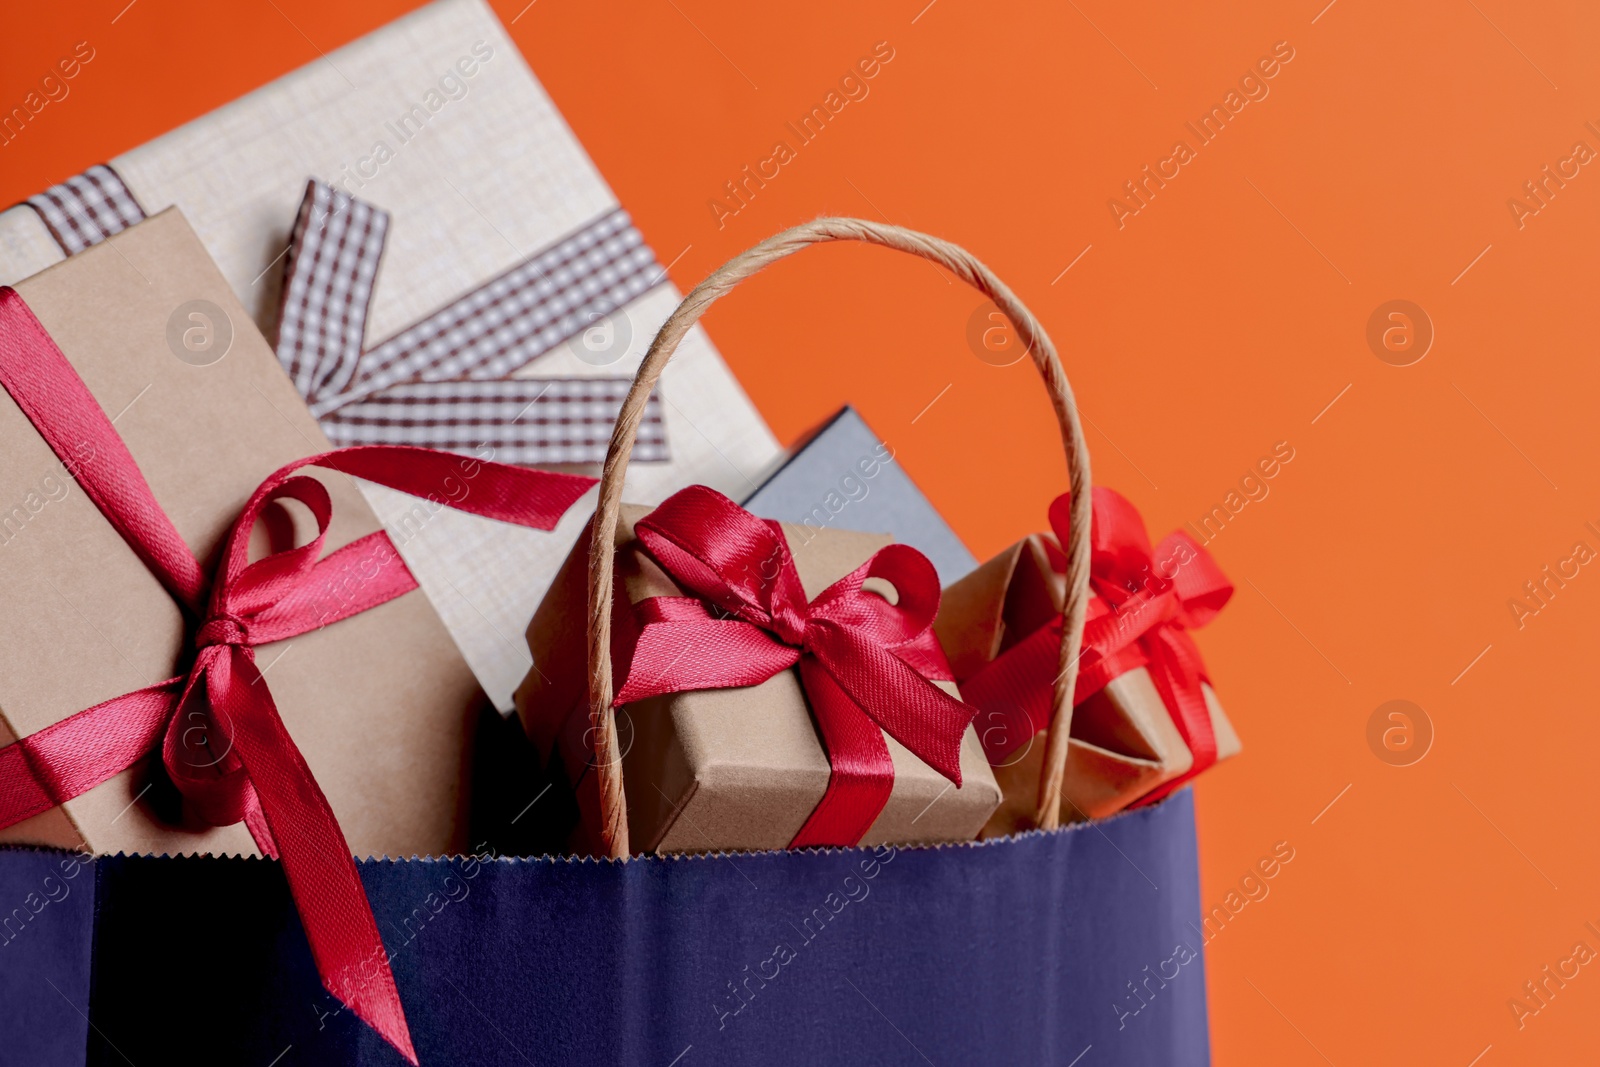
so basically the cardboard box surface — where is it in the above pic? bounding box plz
[518,507,999,854]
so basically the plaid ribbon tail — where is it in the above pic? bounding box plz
[274,181,386,403]
[275,178,670,467]
[21,169,671,467]
[320,377,668,465]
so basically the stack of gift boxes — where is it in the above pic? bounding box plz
[0,0,1239,1058]
[517,406,1241,856]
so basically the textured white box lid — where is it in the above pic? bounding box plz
[0,0,780,708]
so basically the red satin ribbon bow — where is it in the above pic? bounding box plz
[960,487,1232,804]
[0,287,596,1065]
[611,485,972,847]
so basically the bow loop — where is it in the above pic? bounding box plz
[1158,530,1234,628]
[634,484,810,639]
[1049,486,1231,650]
[808,543,940,647]
[212,475,335,622]
[1051,486,1202,653]
[1052,486,1160,604]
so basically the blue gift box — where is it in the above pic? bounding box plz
[0,790,1208,1066]
[742,407,977,587]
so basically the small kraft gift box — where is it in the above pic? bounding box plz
[517,492,1000,855]
[938,486,1242,832]
[0,206,593,1061]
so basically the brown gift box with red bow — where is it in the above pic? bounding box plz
[515,504,1000,855]
[0,209,487,859]
[936,507,1240,836]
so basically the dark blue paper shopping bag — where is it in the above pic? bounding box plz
[0,788,1208,1067]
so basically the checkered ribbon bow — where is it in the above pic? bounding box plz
[25,167,672,466]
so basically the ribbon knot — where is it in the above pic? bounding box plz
[768,593,810,648]
[196,614,249,648]
[610,486,972,848]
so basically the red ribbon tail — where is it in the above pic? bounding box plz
[810,633,970,786]
[789,659,895,848]
[211,648,416,1063]
[1132,630,1218,808]
[327,962,417,1066]
[315,445,593,531]
[243,790,279,860]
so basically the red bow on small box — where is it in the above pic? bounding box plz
[610,486,973,847]
[0,288,596,1064]
[960,486,1232,804]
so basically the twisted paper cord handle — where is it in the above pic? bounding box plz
[585,218,1092,856]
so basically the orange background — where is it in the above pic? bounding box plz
[3,1,1597,1062]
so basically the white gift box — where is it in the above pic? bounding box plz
[0,0,779,709]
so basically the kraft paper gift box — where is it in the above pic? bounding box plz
[516,497,1001,855]
[0,207,491,860]
[936,489,1241,833]
[0,0,779,714]
[741,406,977,587]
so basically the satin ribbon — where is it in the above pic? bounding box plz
[608,486,971,847]
[959,487,1232,804]
[0,287,596,1065]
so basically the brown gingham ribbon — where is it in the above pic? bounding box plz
[25,164,146,255]
[21,168,671,466]
[278,180,669,465]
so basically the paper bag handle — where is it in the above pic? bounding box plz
[585,217,1092,857]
